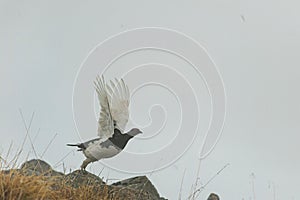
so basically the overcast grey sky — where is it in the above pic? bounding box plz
[1,0,300,199]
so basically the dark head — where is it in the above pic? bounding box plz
[127,128,142,137]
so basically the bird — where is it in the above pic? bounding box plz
[67,75,142,170]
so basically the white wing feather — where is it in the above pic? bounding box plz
[106,78,130,133]
[94,75,114,139]
[94,76,130,138]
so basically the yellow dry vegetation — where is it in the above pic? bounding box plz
[0,170,110,200]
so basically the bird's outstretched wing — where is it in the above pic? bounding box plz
[94,75,114,139]
[106,78,130,133]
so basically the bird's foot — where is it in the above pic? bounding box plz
[80,168,88,174]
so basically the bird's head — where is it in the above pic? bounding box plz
[128,128,143,136]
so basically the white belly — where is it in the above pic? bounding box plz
[83,143,121,161]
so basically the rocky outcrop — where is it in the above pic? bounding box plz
[3,159,166,200]
[2,159,221,200]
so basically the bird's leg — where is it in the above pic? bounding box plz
[80,158,93,172]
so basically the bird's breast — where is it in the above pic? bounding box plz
[83,142,121,161]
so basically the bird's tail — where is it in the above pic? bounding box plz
[67,143,84,151]
[67,143,80,147]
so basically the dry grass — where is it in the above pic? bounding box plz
[0,170,110,200]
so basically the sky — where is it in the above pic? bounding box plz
[1,0,300,199]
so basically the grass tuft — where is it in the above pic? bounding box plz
[0,169,110,200]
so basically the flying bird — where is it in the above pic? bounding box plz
[67,75,142,170]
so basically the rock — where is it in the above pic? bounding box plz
[208,193,220,200]
[20,159,51,172]
[107,185,156,200]
[20,159,63,177]
[64,169,104,188]
[112,176,166,200]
